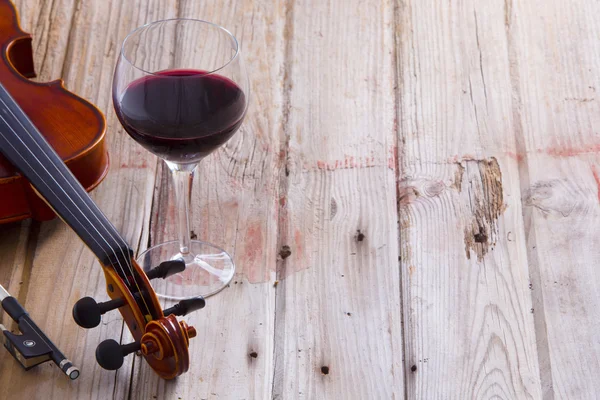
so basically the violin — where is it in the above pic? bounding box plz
[0,1,205,379]
[0,0,108,223]
[0,81,205,379]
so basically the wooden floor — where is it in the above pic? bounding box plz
[0,0,599,399]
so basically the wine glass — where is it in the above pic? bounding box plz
[112,19,248,300]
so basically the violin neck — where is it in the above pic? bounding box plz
[0,83,131,268]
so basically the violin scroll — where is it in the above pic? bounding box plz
[74,259,204,379]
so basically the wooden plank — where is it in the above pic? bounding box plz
[522,156,600,399]
[396,0,542,398]
[5,1,598,399]
[0,0,49,374]
[0,221,32,326]
[507,0,600,397]
[0,1,177,399]
[129,1,284,399]
[0,0,78,331]
[271,0,404,398]
[0,1,84,394]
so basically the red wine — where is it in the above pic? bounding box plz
[114,69,246,164]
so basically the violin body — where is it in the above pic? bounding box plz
[0,0,108,223]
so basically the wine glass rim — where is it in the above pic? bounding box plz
[120,18,240,77]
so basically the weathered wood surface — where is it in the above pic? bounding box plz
[509,1,600,398]
[271,0,404,398]
[396,1,542,398]
[131,1,283,399]
[0,0,598,399]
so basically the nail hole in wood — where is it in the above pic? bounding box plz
[279,245,292,259]
[249,351,258,359]
[474,232,487,243]
[474,226,487,243]
[356,230,365,242]
[321,366,329,375]
[411,365,417,372]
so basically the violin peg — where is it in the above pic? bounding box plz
[145,260,186,280]
[73,297,125,329]
[163,296,206,317]
[95,340,140,371]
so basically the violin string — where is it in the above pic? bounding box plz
[0,94,152,313]
[0,94,154,319]
[0,94,153,318]
[0,116,123,283]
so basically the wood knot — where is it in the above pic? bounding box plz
[398,185,420,207]
[330,197,338,219]
[355,230,365,242]
[525,179,576,218]
[462,157,504,261]
[424,181,445,197]
[279,245,292,259]
[474,230,488,243]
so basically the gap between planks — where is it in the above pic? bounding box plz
[271,0,295,395]
[392,0,409,399]
[503,2,554,397]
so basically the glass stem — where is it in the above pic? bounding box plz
[166,161,197,256]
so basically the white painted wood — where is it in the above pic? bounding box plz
[130,1,284,399]
[0,1,172,398]
[509,0,600,397]
[271,0,404,398]
[1,0,599,398]
[396,0,542,398]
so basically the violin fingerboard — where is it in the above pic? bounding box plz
[0,83,134,284]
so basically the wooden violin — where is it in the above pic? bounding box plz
[0,1,204,379]
[0,0,108,223]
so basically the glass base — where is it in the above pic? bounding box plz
[137,240,235,300]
